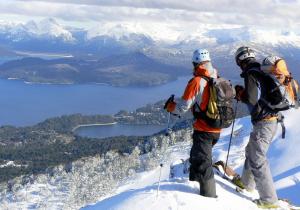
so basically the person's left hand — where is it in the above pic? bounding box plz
[235,85,245,101]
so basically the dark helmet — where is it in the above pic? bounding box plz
[234,46,256,66]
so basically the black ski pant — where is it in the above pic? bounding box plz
[189,130,220,198]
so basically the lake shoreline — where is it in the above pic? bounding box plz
[74,122,167,139]
[4,77,175,87]
[72,122,118,132]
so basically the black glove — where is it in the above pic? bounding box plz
[234,85,245,101]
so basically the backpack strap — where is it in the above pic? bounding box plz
[291,80,299,109]
[199,75,211,83]
[192,75,211,119]
[277,113,286,139]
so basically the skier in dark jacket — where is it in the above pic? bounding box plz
[234,46,279,209]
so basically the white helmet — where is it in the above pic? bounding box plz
[261,55,282,73]
[262,55,282,66]
[192,49,211,64]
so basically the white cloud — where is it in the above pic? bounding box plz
[0,0,300,27]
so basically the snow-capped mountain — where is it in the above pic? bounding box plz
[86,21,300,48]
[1,18,300,50]
[0,18,300,83]
[25,18,74,41]
[0,18,74,42]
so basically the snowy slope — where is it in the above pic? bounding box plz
[83,109,300,210]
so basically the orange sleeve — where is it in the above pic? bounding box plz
[182,77,200,101]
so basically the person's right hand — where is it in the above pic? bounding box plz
[164,95,176,112]
[165,101,176,113]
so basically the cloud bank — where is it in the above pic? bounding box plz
[0,0,299,31]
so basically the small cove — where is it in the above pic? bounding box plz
[74,123,166,138]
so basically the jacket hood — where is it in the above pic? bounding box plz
[193,62,214,77]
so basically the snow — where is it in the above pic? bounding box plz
[0,108,299,210]
[1,18,300,48]
[0,161,23,168]
[205,27,300,47]
[84,177,258,210]
[0,18,75,42]
[270,110,300,175]
[31,18,74,41]
[86,21,300,48]
[83,108,300,210]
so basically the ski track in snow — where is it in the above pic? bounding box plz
[83,109,300,210]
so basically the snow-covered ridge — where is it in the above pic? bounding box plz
[86,21,300,46]
[83,109,300,210]
[86,21,300,47]
[0,109,299,209]
[1,18,300,48]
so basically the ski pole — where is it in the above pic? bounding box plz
[224,101,238,178]
[156,163,163,198]
[165,112,172,136]
[165,112,181,136]
[164,94,175,136]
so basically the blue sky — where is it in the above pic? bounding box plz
[0,0,299,31]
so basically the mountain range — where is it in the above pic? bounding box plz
[0,18,300,85]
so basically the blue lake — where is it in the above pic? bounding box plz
[0,77,190,126]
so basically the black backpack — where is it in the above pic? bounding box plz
[193,76,236,129]
[255,72,299,112]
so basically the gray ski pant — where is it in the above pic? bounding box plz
[241,120,278,203]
